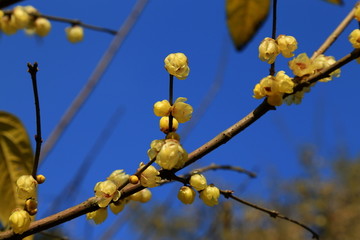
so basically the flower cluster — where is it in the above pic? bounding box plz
[253,71,295,106]
[0,5,85,43]
[258,35,298,64]
[87,169,153,225]
[177,174,220,206]
[9,174,45,234]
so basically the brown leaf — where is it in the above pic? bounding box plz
[226,0,270,51]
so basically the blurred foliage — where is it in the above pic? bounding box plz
[119,147,360,240]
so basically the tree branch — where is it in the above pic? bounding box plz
[188,163,257,178]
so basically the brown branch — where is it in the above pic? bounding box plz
[311,3,357,60]
[39,0,149,163]
[220,190,319,239]
[27,62,42,179]
[189,163,257,178]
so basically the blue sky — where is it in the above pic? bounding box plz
[1,0,360,239]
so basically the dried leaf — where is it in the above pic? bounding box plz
[226,0,270,51]
[0,111,34,228]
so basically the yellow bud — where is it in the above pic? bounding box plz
[199,184,220,207]
[177,186,196,204]
[1,15,18,35]
[129,175,139,184]
[276,35,297,58]
[156,139,188,170]
[355,4,360,21]
[86,208,108,224]
[159,116,178,134]
[16,175,37,200]
[153,100,171,117]
[258,37,280,64]
[165,132,181,141]
[109,201,125,214]
[25,198,38,212]
[66,25,84,43]
[189,174,207,191]
[138,162,160,188]
[164,53,190,80]
[36,174,46,184]
[34,17,51,37]
[13,6,30,29]
[9,209,31,234]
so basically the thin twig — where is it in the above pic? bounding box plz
[311,3,357,60]
[39,0,149,163]
[27,62,42,179]
[269,0,277,76]
[189,163,256,178]
[220,190,319,239]
[169,74,174,132]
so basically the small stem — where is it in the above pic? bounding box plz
[27,62,42,179]
[269,0,277,76]
[168,74,174,132]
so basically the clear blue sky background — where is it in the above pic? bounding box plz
[1,0,360,239]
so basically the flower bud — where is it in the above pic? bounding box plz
[159,116,178,133]
[138,162,161,188]
[166,132,181,141]
[258,37,280,64]
[199,184,220,206]
[130,188,152,203]
[172,98,193,123]
[153,100,171,117]
[86,208,108,224]
[109,200,125,214]
[189,174,207,191]
[9,209,31,234]
[276,35,297,58]
[13,6,30,29]
[107,169,129,188]
[36,174,46,184]
[129,175,139,184]
[177,186,196,204]
[1,15,18,35]
[66,25,84,43]
[147,139,166,160]
[16,175,37,200]
[25,198,38,213]
[355,5,360,22]
[164,53,190,80]
[34,17,51,37]
[94,180,121,208]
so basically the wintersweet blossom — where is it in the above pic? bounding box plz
[153,98,193,123]
[258,37,280,64]
[189,174,207,191]
[177,186,196,204]
[138,162,161,188]
[13,6,30,29]
[276,35,298,58]
[16,175,37,200]
[86,208,108,224]
[312,54,340,82]
[159,116,179,133]
[94,180,121,208]
[147,139,166,160]
[354,4,360,21]
[199,185,220,207]
[109,200,125,214]
[284,86,311,105]
[66,25,84,43]
[130,188,152,203]
[348,29,360,49]
[155,139,188,170]
[107,169,129,188]
[34,18,51,37]
[154,100,171,116]
[288,53,314,77]
[9,209,31,234]
[164,53,190,80]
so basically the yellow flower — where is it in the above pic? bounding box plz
[147,139,166,160]
[164,53,190,80]
[199,184,220,207]
[172,97,193,123]
[66,25,84,43]
[138,162,161,188]
[130,189,152,203]
[1,15,18,35]
[16,175,37,200]
[177,186,196,204]
[9,209,31,234]
[86,208,108,224]
[258,37,280,64]
[189,174,207,191]
[276,71,294,94]
[94,180,121,208]
[13,6,30,29]
[109,200,125,214]
[155,139,188,170]
[107,169,129,188]
[349,29,360,48]
[159,116,179,133]
[276,35,297,58]
[153,100,171,116]
[288,53,314,77]
[312,54,340,82]
[284,86,311,105]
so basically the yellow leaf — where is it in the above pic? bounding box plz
[226,0,270,50]
[0,111,34,228]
